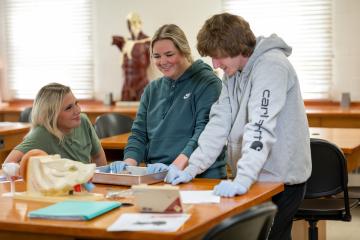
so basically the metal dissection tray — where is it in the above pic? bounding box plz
[92,166,167,186]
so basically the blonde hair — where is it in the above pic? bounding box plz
[151,24,193,63]
[31,83,71,142]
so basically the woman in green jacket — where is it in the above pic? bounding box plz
[110,24,226,178]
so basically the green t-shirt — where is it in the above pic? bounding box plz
[15,113,100,164]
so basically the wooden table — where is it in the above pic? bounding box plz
[0,179,283,240]
[306,104,360,128]
[2,101,360,127]
[100,133,130,150]
[309,127,360,172]
[0,122,30,163]
[100,129,360,171]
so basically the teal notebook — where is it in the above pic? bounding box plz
[28,200,121,220]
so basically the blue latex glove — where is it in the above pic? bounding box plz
[213,180,247,197]
[164,164,181,183]
[96,161,128,173]
[146,163,169,174]
[110,161,128,173]
[168,170,194,185]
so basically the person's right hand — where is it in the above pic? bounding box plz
[147,163,169,174]
[164,164,181,183]
[96,161,128,173]
[170,170,193,185]
[165,165,194,185]
[109,161,128,173]
[213,180,247,197]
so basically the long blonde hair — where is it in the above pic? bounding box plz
[31,83,71,142]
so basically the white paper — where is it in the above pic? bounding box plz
[180,190,220,204]
[107,213,190,232]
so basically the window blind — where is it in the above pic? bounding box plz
[4,0,94,99]
[223,0,333,99]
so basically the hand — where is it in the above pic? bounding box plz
[167,168,194,185]
[96,161,128,173]
[110,161,128,173]
[164,164,181,183]
[146,163,169,174]
[213,180,247,197]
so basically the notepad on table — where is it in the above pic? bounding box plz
[28,200,121,220]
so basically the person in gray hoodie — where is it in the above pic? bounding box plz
[165,13,312,240]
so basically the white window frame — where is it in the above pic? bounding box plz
[2,0,94,100]
[223,0,333,100]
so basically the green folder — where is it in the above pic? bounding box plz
[28,200,121,220]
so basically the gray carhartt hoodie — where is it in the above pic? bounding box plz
[185,34,312,190]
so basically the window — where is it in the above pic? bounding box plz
[223,0,333,99]
[4,0,94,99]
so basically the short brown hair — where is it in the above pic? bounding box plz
[151,24,193,63]
[197,13,256,58]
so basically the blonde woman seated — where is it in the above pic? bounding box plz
[3,83,107,174]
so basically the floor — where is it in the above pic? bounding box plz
[327,207,360,240]
[327,173,360,240]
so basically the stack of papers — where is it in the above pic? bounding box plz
[28,200,121,220]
